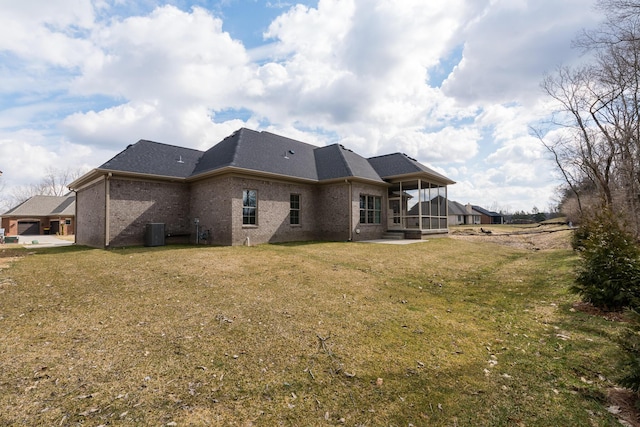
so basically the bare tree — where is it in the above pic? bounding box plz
[7,167,83,208]
[539,0,640,235]
[0,173,7,212]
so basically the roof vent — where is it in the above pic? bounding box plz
[177,155,185,164]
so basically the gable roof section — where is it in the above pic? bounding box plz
[448,200,469,216]
[51,195,76,215]
[368,153,455,184]
[472,205,502,217]
[314,144,384,183]
[192,128,319,181]
[447,200,485,216]
[407,196,447,215]
[3,194,75,217]
[100,139,203,178]
[192,128,384,183]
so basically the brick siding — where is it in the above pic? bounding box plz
[350,182,387,241]
[76,179,106,247]
[109,178,190,247]
[75,173,391,247]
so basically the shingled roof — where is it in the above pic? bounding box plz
[72,128,453,187]
[368,153,454,184]
[314,144,384,182]
[3,194,75,217]
[448,200,471,216]
[192,129,320,181]
[100,140,203,178]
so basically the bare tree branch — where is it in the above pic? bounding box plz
[540,0,640,235]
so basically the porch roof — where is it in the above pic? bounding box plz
[367,153,455,185]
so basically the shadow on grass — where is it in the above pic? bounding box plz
[270,240,343,247]
[22,240,352,257]
[4,243,211,257]
[106,240,342,254]
[28,245,97,255]
[103,243,233,255]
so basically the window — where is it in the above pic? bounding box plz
[290,194,300,225]
[242,189,257,225]
[359,195,381,224]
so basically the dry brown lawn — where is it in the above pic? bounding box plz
[0,234,631,426]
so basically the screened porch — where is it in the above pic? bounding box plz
[387,179,448,234]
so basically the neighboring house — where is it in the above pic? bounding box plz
[409,198,484,227]
[472,205,504,224]
[1,194,76,236]
[68,128,455,247]
[447,200,482,225]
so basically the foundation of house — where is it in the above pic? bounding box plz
[403,230,450,239]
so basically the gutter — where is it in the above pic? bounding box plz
[73,190,77,245]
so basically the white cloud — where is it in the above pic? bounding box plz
[0,131,95,193]
[0,0,605,212]
[410,126,480,164]
[0,0,95,67]
[74,6,251,104]
[61,101,250,150]
[442,0,600,105]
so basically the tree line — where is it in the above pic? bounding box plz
[542,0,640,395]
[0,167,82,212]
[541,0,640,234]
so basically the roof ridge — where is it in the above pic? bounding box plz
[336,144,354,177]
[368,152,399,160]
[260,130,320,150]
[231,128,251,166]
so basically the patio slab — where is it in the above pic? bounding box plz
[358,239,428,245]
[3,235,74,248]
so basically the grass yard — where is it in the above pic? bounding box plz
[0,234,632,426]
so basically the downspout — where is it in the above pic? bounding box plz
[73,190,77,244]
[105,173,111,248]
[346,179,353,241]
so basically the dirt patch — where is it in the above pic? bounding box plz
[0,248,27,269]
[0,257,21,270]
[608,387,640,427]
[449,225,573,250]
[572,301,628,322]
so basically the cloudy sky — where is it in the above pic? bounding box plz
[0,0,601,212]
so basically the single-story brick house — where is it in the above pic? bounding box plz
[68,128,455,247]
[1,194,76,236]
[472,205,504,224]
[447,200,482,225]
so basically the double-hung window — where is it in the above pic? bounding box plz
[359,195,381,224]
[290,194,300,225]
[242,189,257,225]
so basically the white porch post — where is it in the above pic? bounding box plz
[417,179,422,231]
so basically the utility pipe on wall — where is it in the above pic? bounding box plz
[105,173,111,247]
[346,179,353,241]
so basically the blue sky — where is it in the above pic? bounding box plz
[0,0,601,212]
